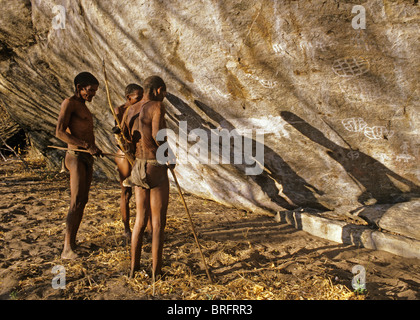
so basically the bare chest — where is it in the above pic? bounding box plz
[69,106,94,132]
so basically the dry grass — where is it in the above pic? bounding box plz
[1,158,368,300]
[37,213,362,300]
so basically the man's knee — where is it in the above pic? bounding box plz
[70,194,89,211]
[122,187,132,201]
[151,218,166,232]
[135,216,149,232]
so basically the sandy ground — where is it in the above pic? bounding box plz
[0,158,419,300]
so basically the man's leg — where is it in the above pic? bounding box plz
[116,151,133,240]
[61,153,92,259]
[130,186,150,277]
[150,173,169,278]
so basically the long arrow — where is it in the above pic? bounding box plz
[48,146,125,158]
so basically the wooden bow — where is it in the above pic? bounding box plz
[102,58,135,166]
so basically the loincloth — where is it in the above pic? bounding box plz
[122,158,166,189]
[67,150,94,168]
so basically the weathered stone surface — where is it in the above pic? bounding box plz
[277,208,420,259]
[0,0,419,217]
[359,199,420,241]
[0,103,22,145]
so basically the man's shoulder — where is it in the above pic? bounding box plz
[132,100,160,116]
[60,97,75,110]
[148,100,164,112]
[63,96,83,107]
[115,103,128,115]
[62,97,89,116]
[125,101,141,118]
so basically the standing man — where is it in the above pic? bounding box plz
[56,72,103,260]
[123,76,173,279]
[114,84,143,242]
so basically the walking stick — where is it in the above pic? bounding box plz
[169,167,213,284]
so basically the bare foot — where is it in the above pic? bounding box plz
[129,268,137,278]
[61,248,78,260]
[129,264,141,278]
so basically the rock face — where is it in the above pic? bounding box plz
[0,0,419,216]
[359,199,420,241]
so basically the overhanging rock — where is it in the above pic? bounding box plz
[0,1,418,240]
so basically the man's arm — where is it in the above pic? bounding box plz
[151,102,166,146]
[56,99,102,156]
[56,99,90,148]
[152,102,175,167]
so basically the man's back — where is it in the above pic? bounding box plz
[129,99,166,160]
[128,75,169,279]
